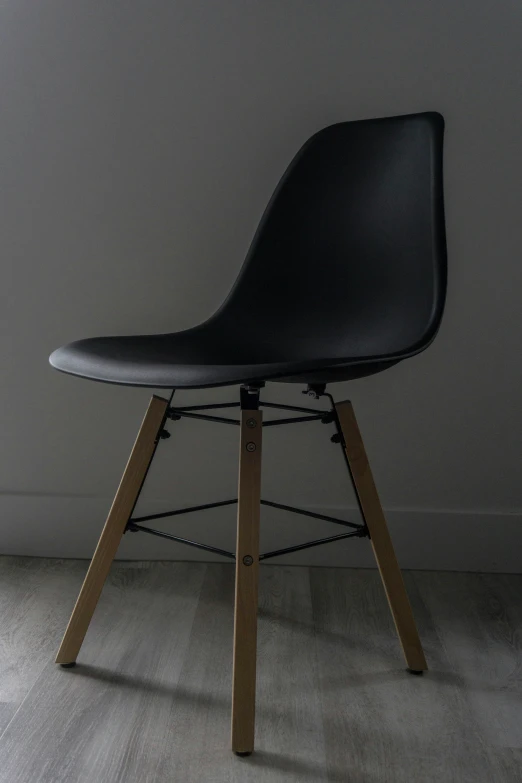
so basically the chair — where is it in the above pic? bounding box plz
[50,111,446,755]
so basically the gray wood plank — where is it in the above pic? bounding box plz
[1,561,521,782]
[0,561,206,783]
[481,573,522,749]
[489,747,522,782]
[243,565,327,781]
[0,563,328,782]
[310,567,509,783]
[406,570,519,783]
[150,564,327,782]
[0,704,17,736]
[0,556,86,708]
[414,571,522,754]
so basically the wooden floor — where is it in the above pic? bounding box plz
[0,557,520,782]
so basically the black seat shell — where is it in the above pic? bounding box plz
[50,112,446,389]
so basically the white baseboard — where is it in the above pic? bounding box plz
[0,493,520,573]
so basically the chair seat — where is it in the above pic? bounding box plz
[49,329,397,389]
[49,113,445,392]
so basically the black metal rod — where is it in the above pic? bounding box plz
[170,408,326,427]
[259,530,364,560]
[174,402,240,411]
[262,414,326,427]
[260,499,363,530]
[127,522,236,560]
[132,499,238,524]
[169,409,240,425]
[260,401,327,415]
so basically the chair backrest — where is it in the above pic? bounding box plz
[213,112,446,365]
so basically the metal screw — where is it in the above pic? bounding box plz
[246,442,256,452]
[246,418,257,428]
[243,555,254,566]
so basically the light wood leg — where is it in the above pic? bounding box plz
[55,395,169,665]
[335,400,427,672]
[231,409,263,754]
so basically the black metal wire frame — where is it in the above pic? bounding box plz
[126,498,367,560]
[260,499,363,531]
[168,400,323,415]
[259,529,366,561]
[167,404,327,427]
[132,498,238,525]
[125,389,369,561]
[126,521,236,560]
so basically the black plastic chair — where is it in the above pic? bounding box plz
[51,111,446,755]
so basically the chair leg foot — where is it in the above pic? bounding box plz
[54,395,169,665]
[231,407,263,756]
[59,662,77,668]
[335,400,428,672]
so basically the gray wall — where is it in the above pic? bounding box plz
[1,1,521,571]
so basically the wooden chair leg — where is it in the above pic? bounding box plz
[55,395,169,665]
[335,400,427,673]
[231,408,263,755]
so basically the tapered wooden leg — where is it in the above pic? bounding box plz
[231,408,263,754]
[55,395,169,665]
[335,400,427,672]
